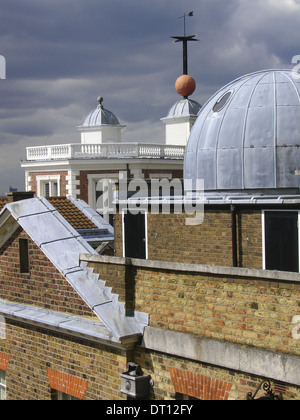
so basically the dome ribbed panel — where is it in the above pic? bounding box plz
[184,70,300,193]
[82,107,120,127]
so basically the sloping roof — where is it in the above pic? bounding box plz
[79,97,122,128]
[162,98,201,120]
[67,195,114,237]
[0,197,147,345]
[47,197,97,230]
[48,196,114,246]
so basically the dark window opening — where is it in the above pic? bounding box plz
[265,211,299,272]
[19,238,30,274]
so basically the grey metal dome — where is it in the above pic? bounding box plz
[164,98,201,119]
[81,97,120,127]
[184,69,300,194]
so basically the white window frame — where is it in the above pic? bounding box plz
[0,370,6,400]
[87,174,118,208]
[262,210,300,272]
[87,174,118,223]
[36,175,61,197]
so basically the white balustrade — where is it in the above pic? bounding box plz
[26,143,185,161]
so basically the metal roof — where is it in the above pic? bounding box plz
[67,196,114,237]
[162,98,201,120]
[117,193,300,207]
[79,97,121,128]
[184,69,300,193]
[0,299,119,346]
[0,197,147,342]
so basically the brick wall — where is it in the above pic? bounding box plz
[85,257,300,357]
[0,319,127,400]
[0,227,133,400]
[133,267,300,357]
[237,210,263,269]
[78,170,120,203]
[2,317,297,400]
[84,255,300,400]
[78,169,183,204]
[114,208,263,269]
[134,347,299,400]
[0,228,97,319]
[142,169,183,180]
[147,210,233,266]
[28,171,68,197]
[88,260,134,312]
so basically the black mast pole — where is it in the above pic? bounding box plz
[171,12,199,77]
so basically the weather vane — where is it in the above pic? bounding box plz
[171,11,200,75]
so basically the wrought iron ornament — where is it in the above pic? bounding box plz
[247,380,283,400]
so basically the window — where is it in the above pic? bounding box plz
[0,370,6,400]
[44,182,50,197]
[42,181,58,197]
[88,175,118,224]
[263,211,299,272]
[56,391,80,401]
[213,91,233,113]
[36,175,60,198]
[19,239,30,274]
[47,367,88,400]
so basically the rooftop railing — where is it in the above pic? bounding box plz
[25,143,185,161]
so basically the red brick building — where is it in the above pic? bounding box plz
[21,96,200,222]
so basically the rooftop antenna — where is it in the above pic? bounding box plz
[171,11,200,75]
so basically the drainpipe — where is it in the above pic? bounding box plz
[231,205,238,267]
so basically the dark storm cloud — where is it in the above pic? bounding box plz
[0,0,300,194]
[2,0,183,79]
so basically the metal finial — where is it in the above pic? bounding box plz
[97,96,104,108]
[179,11,194,37]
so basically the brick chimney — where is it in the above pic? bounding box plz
[6,191,35,203]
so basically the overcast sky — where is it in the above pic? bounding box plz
[0,0,300,195]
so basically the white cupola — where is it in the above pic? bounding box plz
[77,96,126,144]
[161,97,201,146]
[161,75,201,146]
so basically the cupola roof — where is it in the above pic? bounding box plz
[80,97,121,127]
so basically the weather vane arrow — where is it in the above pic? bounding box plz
[171,11,200,75]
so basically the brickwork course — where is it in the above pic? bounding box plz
[87,253,300,400]
[27,168,183,203]
[0,196,300,400]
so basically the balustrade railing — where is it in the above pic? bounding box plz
[26,143,185,161]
